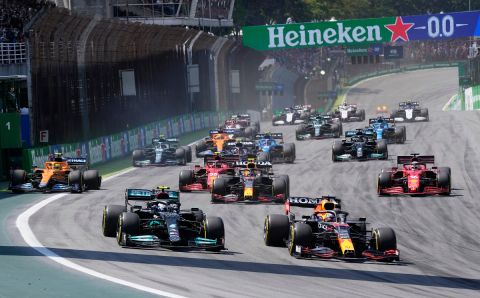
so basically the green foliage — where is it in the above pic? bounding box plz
[235,0,480,26]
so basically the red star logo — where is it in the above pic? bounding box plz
[384,16,414,42]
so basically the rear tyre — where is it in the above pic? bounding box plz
[83,170,101,190]
[288,223,312,257]
[179,170,194,191]
[102,205,125,237]
[182,146,192,162]
[371,227,397,253]
[117,212,140,246]
[264,214,289,247]
[332,124,341,138]
[295,125,307,140]
[68,170,83,193]
[195,140,207,157]
[421,108,429,121]
[283,143,295,163]
[277,174,290,198]
[175,148,187,165]
[11,169,26,186]
[332,140,344,162]
[244,127,255,139]
[272,178,287,202]
[211,178,227,201]
[132,150,144,167]
[376,139,388,159]
[437,167,451,195]
[377,172,391,194]
[204,216,225,251]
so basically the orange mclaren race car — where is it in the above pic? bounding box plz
[194,129,235,157]
[263,196,399,261]
[9,153,101,193]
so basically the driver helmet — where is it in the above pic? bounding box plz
[411,161,420,170]
[324,213,336,222]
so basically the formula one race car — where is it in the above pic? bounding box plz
[263,196,399,261]
[222,140,257,158]
[329,102,365,122]
[332,130,388,162]
[195,129,235,157]
[255,133,295,163]
[102,186,225,251]
[9,153,101,193]
[368,117,406,144]
[179,154,238,192]
[132,137,191,167]
[211,159,289,203]
[221,114,260,137]
[296,115,342,140]
[377,154,451,195]
[390,101,429,122]
[272,107,306,126]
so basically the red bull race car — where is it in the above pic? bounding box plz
[264,196,400,261]
[377,154,451,195]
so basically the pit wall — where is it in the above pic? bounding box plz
[22,111,230,170]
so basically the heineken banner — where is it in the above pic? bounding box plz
[243,11,480,51]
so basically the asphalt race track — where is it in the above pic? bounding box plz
[12,68,480,297]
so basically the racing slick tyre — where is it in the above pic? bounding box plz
[395,127,406,144]
[288,223,312,257]
[272,116,280,126]
[377,172,392,194]
[295,125,307,140]
[332,140,344,162]
[277,174,290,198]
[84,170,101,190]
[437,167,451,195]
[195,140,207,157]
[420,108,429,121]
[191,208,205,222]
[182,146,192,163]
[102,205,125,237]
[371,227,397,257]
[211,178,227,202]
[359,109,366,121]
[376,139,388,159]
[68,170,84,193]
[244,127,255,139]
[175,147,187,165]
[117,212,140,246]
[132,150,144,167]
[204,216,225,251]
[272,178,288,203]
[264,214,289,247]
[257,151,270,162]
[11,169,26,187]
[254,121,260,132]
[283,143,295,163]
[179,170,194,192]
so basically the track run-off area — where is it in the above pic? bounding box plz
[5,68,480,297]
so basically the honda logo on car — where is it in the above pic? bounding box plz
[289,197,322,204]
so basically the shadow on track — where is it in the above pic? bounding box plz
[0,245,479,291]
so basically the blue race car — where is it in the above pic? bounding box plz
[255,133,295,163]
[368,117,406,144]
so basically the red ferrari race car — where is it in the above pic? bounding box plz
[178,154,238,192]
[377,154,451,195]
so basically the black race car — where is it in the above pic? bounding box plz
[332,130,388,162]
[132,137,191,167]
[264,196,400,261]
[102,186,225,251]
[296,115,342,140]
[390,101,429,122]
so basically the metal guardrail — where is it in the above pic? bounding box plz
[0,43,27,64]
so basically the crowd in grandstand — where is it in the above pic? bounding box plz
[0,0,53,43]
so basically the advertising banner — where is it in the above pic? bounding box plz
[384,45,404,59]
[243,11,480,50]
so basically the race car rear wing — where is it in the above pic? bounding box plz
[399,101,419,107]
[234,161,272,168]
[345,130,374,138]
[397,155,435,165]
[255,133,283,140]
[204,154,239,164]
[369,118,395,124]
[66,158,87,166]
[209,129,237,135]
[125,188,180,202]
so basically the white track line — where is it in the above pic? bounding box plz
[16,167,187,298]
[442,94,457,111]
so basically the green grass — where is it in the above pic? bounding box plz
[96,128,211,178]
